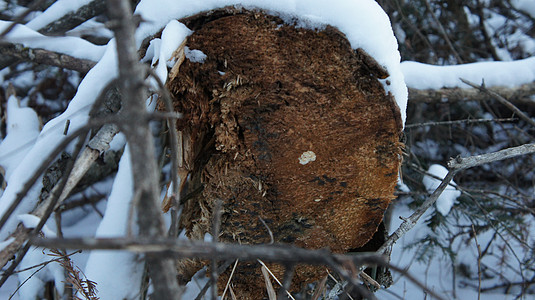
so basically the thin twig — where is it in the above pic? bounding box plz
[144,67,183,237]
[276,264,295,300]
[448,143,535,170]
[221,259,239,300]
[472,225,482,300]
[404,117,517,129]
[461,78,535,128]
[380,142,535,255]
[211,200,223,300]
[424,0,463,63]
[106,0,182,297]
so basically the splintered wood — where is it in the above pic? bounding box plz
[162,8,403,299]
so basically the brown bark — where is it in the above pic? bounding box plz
[163,8,403,298]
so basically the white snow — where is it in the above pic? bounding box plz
[512,0,535,18]
[0,20,105,62]
[25,0,93,31]
[402,56,535,90]
[134,0,408,125]
[0,42,118,241]
[67,18,115,40]
[0,95,40,182]
[17,214,56,237]
[185,46,207,63]
[82,147,144,300]
[153,20,192,83]
[423,164,461,216]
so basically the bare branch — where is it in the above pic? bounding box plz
[448,143,535,170]
[105,0,182,298]
[461,78,535,128]
[404,117,517,129]
[30,236,447,300]
[379,142,535,255]
[424,0,463,63]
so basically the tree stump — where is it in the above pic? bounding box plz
[163,8,403,298]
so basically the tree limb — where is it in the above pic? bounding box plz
[30,237,447,300]
[407,82,535,105]
[0,42,96,73]
[0,0,106,71]
[105,0,182,298]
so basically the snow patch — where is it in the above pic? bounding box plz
[0,95,40,182]
[402,56,535,89]
[26,0,93,31]
[423,164,461,216]
[83,147,144,300]
[153,20,192,83]
[185,46,207,63]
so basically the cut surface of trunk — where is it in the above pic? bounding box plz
[163,8,403,298]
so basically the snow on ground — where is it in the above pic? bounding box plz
[376,202,527,300]
[82,147,145,300]
[402,56,535,90]
[0,95,40,182]
[423,164,461,216]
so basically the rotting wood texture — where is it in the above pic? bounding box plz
[162,8,403,298]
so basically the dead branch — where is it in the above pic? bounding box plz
[378,142,535,254]
[105,0,182,298]
[404,117,517,129]
[30,237,447,300]
[407,82,535,105]
[461,78,535,128]
[0,121,119,275]
[0,42,97,73]
[448,143,535,170]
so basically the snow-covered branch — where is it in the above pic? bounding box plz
[407,82,535,106]
[0,42,96,72]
